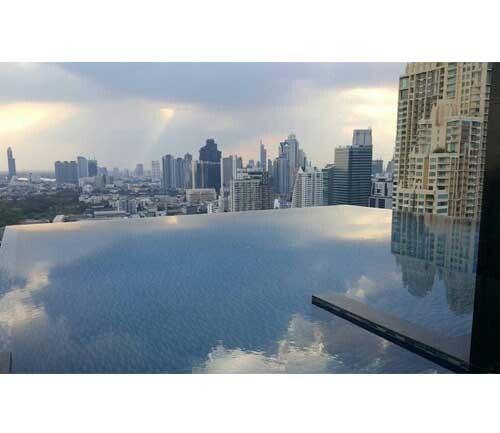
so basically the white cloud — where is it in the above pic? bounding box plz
[0,63,402,171]
[194,315,343,373]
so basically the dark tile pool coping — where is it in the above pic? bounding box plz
[312,293,471,373]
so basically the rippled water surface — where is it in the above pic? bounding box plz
[0,206,476,373]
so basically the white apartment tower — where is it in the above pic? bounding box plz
[229,168,272,212]
[291,166,324,208]
[151,160,161,182]
[393,62,492,219]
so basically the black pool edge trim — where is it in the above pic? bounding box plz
[0,352,12,374]
[311,295,472,374]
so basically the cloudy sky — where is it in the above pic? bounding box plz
[0,63,404,172]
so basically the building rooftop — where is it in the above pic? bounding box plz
[0,206,476,373]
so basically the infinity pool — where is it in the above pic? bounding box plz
[0,206,476,373]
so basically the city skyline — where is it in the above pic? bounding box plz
[0,63,402,171]
[0,61,497,376]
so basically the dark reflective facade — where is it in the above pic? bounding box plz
[471,62,500,372]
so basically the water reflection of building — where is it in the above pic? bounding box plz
[391,211,479,313]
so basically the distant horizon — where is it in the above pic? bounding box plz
[0,139,392,175]
[0,63,403,172]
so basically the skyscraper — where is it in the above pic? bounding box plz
[68,161,78,184]
[260,141,267,172]
[297,149,307,169]
[199,138,221,162]
[196,139,221,194]
[222,155,238,193]
[77,156,89,178]
[332,129,373,206]
[162,154,175,190]
[54,161,63,184]
[393,62,491,218]
[291,166,324,208]
[135,164,144,178]
[151,160,161,182]
[322,164,334,206]
[353,129,373,146]
[372,159,384,176]
[275,156,290,197]
[175,157,185,188]
[183,153,193,189]
[236,157,243,170]
[54,161,78,184]
[386,159,395,175]
[276,133,306,199]
[7,147,16,179]
[159,155,186,189]
[88,159,98,177]
[229,168,273,212]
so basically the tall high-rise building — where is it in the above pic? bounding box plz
[372,159,384,176]
[77,156,89,179]
[386,159,395,175]
[275,156,290,197]
[162,154,175,190]
[260,141,267,171]
[393,62,491,218]
[277,133,306,199]
[151,160,161,182]
[229,168,273,212]
[54,161,63,184]
[162,154,188,190]
[332,130,373,206]
[175,157,185,188]
[7,147,16,179]
[88,159,98,177]
[199,138,221,162]
[353,129,373,146]
[291,166,324,208]
[195,139,221,194]
[135,164,144,178]
[322,164,335,206]
[183,153,193,189]
[222,155,238,192]
[297,149,307,169]
[54,161,78,184]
